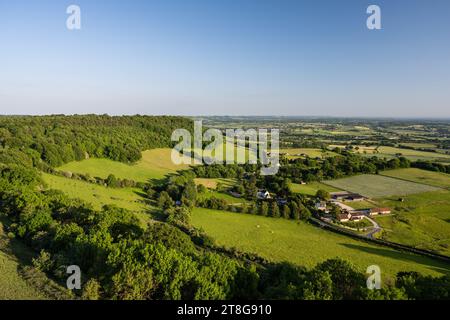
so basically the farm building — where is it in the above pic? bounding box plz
[331,191,365,202]
[315,201,327,211]
[369,208,391,216]
[337,212,351,222]
[349,212,365,221]
[257,189,272,200]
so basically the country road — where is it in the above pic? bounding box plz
[364,216,382,239]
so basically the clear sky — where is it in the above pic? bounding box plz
[1,0,449,117]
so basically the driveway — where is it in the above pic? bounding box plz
[364,216,382,239]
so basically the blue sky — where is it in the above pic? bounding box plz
[1,0,449,117]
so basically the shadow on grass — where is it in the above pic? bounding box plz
[0,215,34,265]
[0,216,77,299]
[340,243,450,275]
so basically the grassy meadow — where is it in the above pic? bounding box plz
[329,145,450,163]
[281,148,338,159]
[194,178,236,190]
[58,148,191,182]
[373,190,450,256]
[42,173,152,224]
[381,168,450,189]
[191,208,450,279]
[289,181,341,196]
[323,174,440,198]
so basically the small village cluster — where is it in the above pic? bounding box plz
[315,191,391,223]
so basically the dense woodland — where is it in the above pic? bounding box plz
[0,115,193,167]
[0,115,449,300]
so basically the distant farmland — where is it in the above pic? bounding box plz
[323,174,440,198]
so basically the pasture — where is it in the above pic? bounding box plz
[194,178,236,190]
[289,181,340,196]
[323,174,440,198]
[329,145,450,163]
[381,168,450,189]
[42,174,152,224]
[191,208,450,279]
[281,148,338,159]
[58,148,191,182]
[374,190,450,256]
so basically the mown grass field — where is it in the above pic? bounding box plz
[373,190,450,256]
[381,168,450,189]
[0,222,45,300]
[42,173,152,224]
[191,208,450,280]
[344,200,378,210]
[58,148,191,182]
[281,148,338,159]
[289,181,340,196]
[323,174,440,198]
[194,178,236,190]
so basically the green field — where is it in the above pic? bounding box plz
[191,208,450,279]
[377,146,450,162]
[194,178,236,190]
[42,173,151,224]
[289,181,340,196]
[381,168,450,189]
[323,174,440,198]
[330,145,450,163]
[344,200,378,210]
[0,222,45,300]
[281,148,338,159]
[58,148,191,182]
[373,190,450,256]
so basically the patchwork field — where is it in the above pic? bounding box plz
[290,181,340,196]
[58,148,191,182]
[191,208,450,279]
[381,168,450,189]
[373,190,450,256]
[323,174,440,198]
[42,174,151,224]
